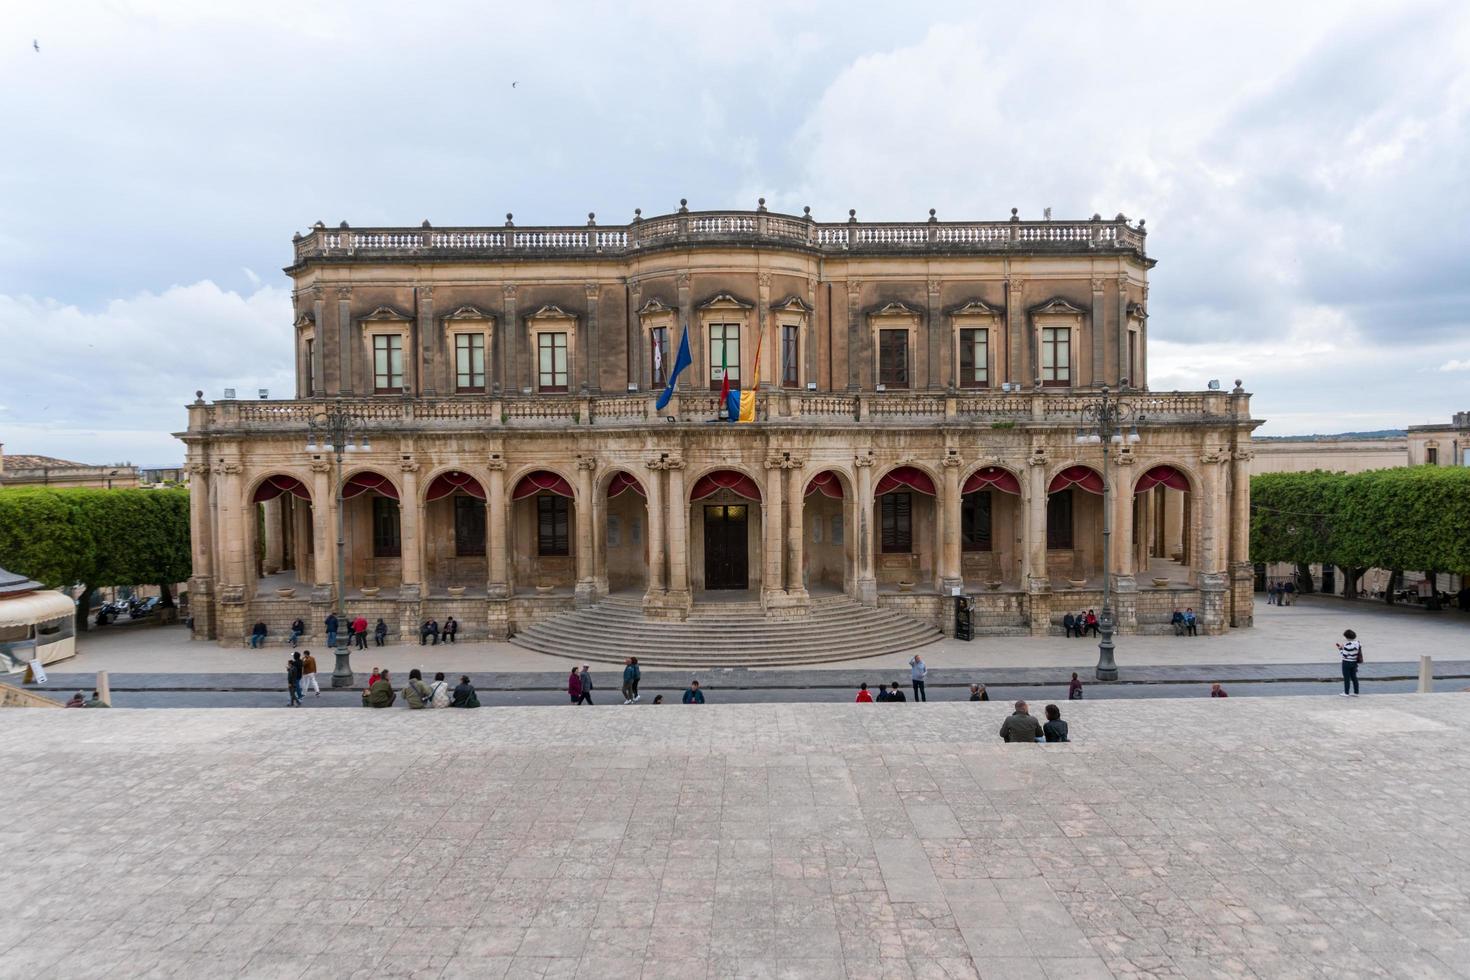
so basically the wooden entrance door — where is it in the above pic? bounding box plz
[703,504,749,590]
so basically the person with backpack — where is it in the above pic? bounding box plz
[1336,629,1363,697]
[286,655,303,706]
[428,671,452,708]
[452,675,480,708]
[622,658,639,704]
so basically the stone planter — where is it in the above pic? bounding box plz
[1067,579,1087,589]
[985,581,1004,591]
[1152,577,1171,588]
[897,581,915,593]
[535,584,556,594]
[274,587,296,598]
[360,587,380,598]
[447,586,466,598]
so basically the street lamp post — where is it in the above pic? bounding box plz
[1077,383,1142,682]
[306,406,369,688]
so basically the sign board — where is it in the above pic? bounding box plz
[27,660,47,684]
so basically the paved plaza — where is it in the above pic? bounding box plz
[4,694,1470,978]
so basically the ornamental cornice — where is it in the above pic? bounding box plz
[526,303,577,321]
[947,299,1003,318]
[636,297,676,317]
[1028,297,1087,317]
[868,300,923,319]
[696,291,755,311]
[442,304,496,322]
[771,295,815,314]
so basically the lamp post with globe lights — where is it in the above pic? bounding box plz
[306,407,369,688]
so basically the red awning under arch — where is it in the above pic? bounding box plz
[1135,465,1190,493]
[1048,465,1104,495]
[875,466,936,497]
[962,467,1021,495]
[607,472,645,498]
[425,471,486,501]
[805,472,845,499]
[513,470,575,500]
[341,472,399,500]
[252,475,310,503]
[690,470,762,501]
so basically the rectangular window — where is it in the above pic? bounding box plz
[650,326,669,387]
[958,328,988,388]
[372,334,404,393]
[961,491,992,552]
[880,492,912,553]
[371,496,401,557]
[455,333,486,393]
[537,495,570,556]
[878,329,909,388]
[781,325,799,388]
[1041,327,1071,387]
[1046,489,1074,550]
[537,332,568,392]
[709,323,740,390]
[1427,447,1439,466]
[304,338,316,397]
[453,496,486,556]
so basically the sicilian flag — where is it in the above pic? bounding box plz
[654,324,691,411]
[726,328,763,423]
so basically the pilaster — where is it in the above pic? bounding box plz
[846,280,862,391]
[927,279,943,390]
[784,458,808,601]
[418,284,436,396]
[761,455,786,611]
[854,453,877,604]
[643,456,667,606]
[1090,278,1106,386]
[501,283,517,395]
[1025,445,1050,634]
[574,456,597,606]
[583,283,601,394]
[486,454,509,599]
[939,452,963,594]
[336,287,353,395]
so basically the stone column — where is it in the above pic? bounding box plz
[261,496,284,574]
[927,279,943,390]
[186,461,215,639]
[501,284,517,395]
[665,459,690,606]
[397,460,422,601]
[784,460,808,600]
[1197,448,1228,633]
[583,284,600,394]
[1117,275,1131,384]
[846,281,863,390]
[486,458,508,598]
[940,454,963,594]
[574,457,596,605]
[1112,454,1137,632]
[1006,278,1025,387]
[643,460,667,601]
[627,278,643,390]
[1090,278,1106,386]
[1229,448,1255,628]
[336,287,354,395]
[854,454,877,604]
[762,456,786,607]
[215,458,248,643]
[1024,450,1051,635]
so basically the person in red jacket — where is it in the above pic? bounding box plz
[352,616,369,650]
[855,683,873,703]
[1210,683,1228,698]
[568,667,583,705]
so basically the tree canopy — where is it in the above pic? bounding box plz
[0,487,191,624]
[1251,467,1470,575]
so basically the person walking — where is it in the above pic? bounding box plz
[353,615,369,650]
[429,671,452,708]
[577,665,594,705]
[374,617,388,646]
[301,650,320,697]
[1336,629,1362,697]
[629,657,641,702]
[250,621,268,648]
[443,616,458,644]
[325,612,339,649]
[682,680,705,704]
[1283,580,1296,606]
[287,655,303,706]
[621,658,637,704]
[567,667,583,705]
[908,654,928,702]
[998,700,1043,743]
[855,682,873,703]
[289,617,304,648]
[1068,672,1083,701]
[1042,704,1069,742]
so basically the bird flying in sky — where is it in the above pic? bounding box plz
[34,39,40,52]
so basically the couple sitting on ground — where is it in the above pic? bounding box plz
[363,668,480,708]
[998,700,1069,743]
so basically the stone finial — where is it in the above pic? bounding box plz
[679,198,689,213]
[194,390,205,404]
[757,197,767,212]
[421,219,431,228]
[848,209,857,223]
[1115,212,1127,222]
[803,205,811,217]
[339,220,349,229]
[1092,213,1102,221]
[928,208,937,222]
[505,213,514,227]
[314,220,325,229]
[1010,207,1019,221]
[1233,379,1244,393]
[634,208,642,221]
[587,212,596,226]
[1138,219,1146,230]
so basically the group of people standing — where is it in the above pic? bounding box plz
[321,614,388,649]
[285,650,321,706]
[1265,580,1296,605]
[1061,610,1099,638]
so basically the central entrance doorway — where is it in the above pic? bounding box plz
[703,504,748,589]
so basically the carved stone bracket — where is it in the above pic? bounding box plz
[219,462,243,476]
[502,283,518,300]
[647,455,685,471]
[309,460,330,474]
[575,456,597,471]
[400,459,420,473]
[854,454,876,468]
[486,457,507,471]
[941,454,963,468]
[1232,450,1255,462]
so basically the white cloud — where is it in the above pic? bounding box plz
[1439,359,1470,372]
[0,281,291,464]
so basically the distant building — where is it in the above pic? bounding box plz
[1250,435,1407,475]
[1408,411,1470,467]
[0,445,140,490]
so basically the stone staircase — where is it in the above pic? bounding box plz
[510,594,942,667]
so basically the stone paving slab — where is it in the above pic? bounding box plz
[4,694,1470,978]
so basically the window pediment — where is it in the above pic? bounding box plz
[443,304,495,323]
[636,297,676,317]
[1029,297,1086,317]
[771,295,814,315]
[947,299,1002,318]
[696,292,754,311]
[361,305,412,322]
[868,300,922,320]
[527,303,577,322]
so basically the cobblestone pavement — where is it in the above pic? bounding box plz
[4,694,1469,978]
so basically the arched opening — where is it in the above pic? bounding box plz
[875,465,938,592]
[250,475,313,595]
[604,471,648,595]
[424,471,487,595]
[960,466,1023,589]
[690,469,762,593]
[1134,465,1193,585]
[803,470,851,594]
[342,472,402,595]
[512,470,577,594]
[1047,465,1104,589]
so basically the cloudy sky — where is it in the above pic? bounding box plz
[3,0,1468,464]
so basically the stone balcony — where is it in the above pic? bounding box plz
[290,207,1148,265]
[185,388,1248,436]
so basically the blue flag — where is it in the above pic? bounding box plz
[655,324,692,411]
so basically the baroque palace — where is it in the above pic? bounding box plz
[179,203,1257,653]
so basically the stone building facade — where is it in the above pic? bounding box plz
[178,205,1258,646]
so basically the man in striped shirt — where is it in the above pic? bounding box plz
[1336,629,1362,697]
